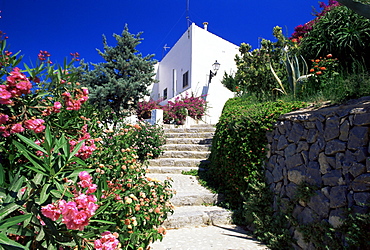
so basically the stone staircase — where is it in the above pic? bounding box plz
[147,124,268,249]
[147,124,233,229]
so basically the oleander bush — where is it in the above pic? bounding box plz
[0,35,173,250]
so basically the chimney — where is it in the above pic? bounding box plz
[203,22,208,31]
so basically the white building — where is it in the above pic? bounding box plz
[149,22,239,124]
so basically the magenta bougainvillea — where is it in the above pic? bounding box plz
[290,0,340,42]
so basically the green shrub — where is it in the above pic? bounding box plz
[299,5,370,71]
[207,97,307,208]
[126,121,166,161]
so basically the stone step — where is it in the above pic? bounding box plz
[164,127,216,133]
[146,173,222,206]
[166,138,212,145]
[147,166,200,174]
[161,151,210,159]
[147,158,208,168]
[162,144,212,152]
[165,132,214,139]
[162,206,232,229]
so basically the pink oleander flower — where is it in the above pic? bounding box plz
[53,101,62,113]
[41,173,99,231]
[0,114,9,124]
[41,203,63,221]
[10,123,24,134]
[24,119,45,133]
[94,231,120,250]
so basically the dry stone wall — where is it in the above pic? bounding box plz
[265,97,370,249]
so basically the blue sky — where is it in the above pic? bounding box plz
[1,0,322,65]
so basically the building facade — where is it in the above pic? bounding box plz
[149,22,239,124]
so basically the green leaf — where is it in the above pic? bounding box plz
[0,164,4,186]
[0,233,27,249]
[12,141,47,174]
[5,225,33,237]
[69,140,84,161]
[89,219,116,225]
[0,214,32,229]
[35,226,45,242]
[39,184,51,204]
[15,134,47,154]
[0,203,20,221]
[32,173,44,186]
[4,175,25,203]
[43,127,53,155]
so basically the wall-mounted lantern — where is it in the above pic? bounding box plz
[209,60,220,84]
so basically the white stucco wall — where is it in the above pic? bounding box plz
[151,23,239,124]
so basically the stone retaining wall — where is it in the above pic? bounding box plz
[265,97,370,249]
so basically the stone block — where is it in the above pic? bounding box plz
[322,170,342,186]
[349,163,366,178]
[351,173,370,191]
[297,141,309,152]
[277,135,288,151]
[339,120,350,141]
[324,116,340,141]
[319,152,331,174]
[329,185,348,208]
[354,147,368,163]
[287,122,304,143]
[306,163,322,187]
[308,191,330,218]
[272,163,284,183]
[353,192,370,206]
[329,209,345,228]
[286,154,304,169]
[335,153,345,170]
[288,166,306,185]
[348,126,369,150]
[353,113,370,126]
[367,157,370,172]
[307,129,318,143]
[286,183,298,199]
[315,119,324,133]
[301,151,309,165]
[305,121,316,129]
[277,121,286,134]
[325,139,346,155]
[297,207,316,224]
[265,170,274,185]
[284,144,297,157]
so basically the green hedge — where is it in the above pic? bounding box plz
[208,97,307,207]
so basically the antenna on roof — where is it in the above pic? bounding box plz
[186,0,190,27]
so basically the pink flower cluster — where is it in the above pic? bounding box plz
[24,119,46,133]
[38,50,52,64]
[62,88,89,111]
[0,67,32,105]
[69,124,96,160]
[0,114,45,137]
[94,231,120,250]
[42,101,62,116]
[41,171,99,231]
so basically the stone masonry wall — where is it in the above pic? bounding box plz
[265,97,370,249]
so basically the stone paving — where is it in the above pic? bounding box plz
[147,124,269,249]
[150,225,268,250]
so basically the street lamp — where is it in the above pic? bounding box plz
[208,60,220,84]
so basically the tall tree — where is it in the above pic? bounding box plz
[78,25,156,121]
